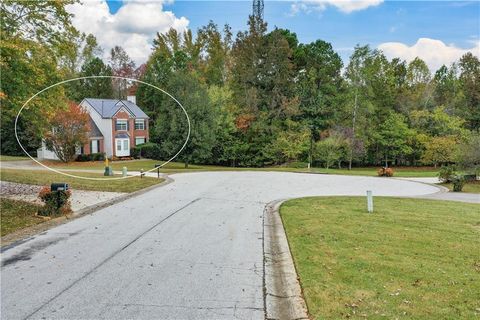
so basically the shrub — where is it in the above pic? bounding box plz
[131,142,162,160]
[438,165,456,183]
[131,147,141,159]
[76,154,90,162]
[38,186,72,216]
[76,153,105,162]
[91,152,105,161]
[452,175,465,192]
[377,167,394,177]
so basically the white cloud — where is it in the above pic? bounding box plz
[66,0,189,66]
[292,0,383,14]
[378,38,480,71]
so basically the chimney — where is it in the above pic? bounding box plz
[126,95,136,104]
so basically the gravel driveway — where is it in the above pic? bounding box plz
[0,171,445,319]
[0,181,125,212]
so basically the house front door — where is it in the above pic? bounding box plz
[115,138,130,157]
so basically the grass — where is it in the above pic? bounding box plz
[280,197,480,319]
[41,159,440,177]
[0,155,29,161]
[441,181,480,194]
[0,169,164,193]
[0,198,44,236]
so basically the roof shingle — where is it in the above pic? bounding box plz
[83,98,149,119]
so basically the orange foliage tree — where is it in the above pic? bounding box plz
[44,102,89,162]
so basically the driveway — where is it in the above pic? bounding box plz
[1,172,443,319]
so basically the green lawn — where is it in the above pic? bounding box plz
[280,197,480,319]
[0,169,164,193]
[0,155,29,161]
[441,181,480,194]
[0,198,43,236]
[41,159,440,177]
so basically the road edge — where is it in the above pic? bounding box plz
[1,176,174,249]
[264,199,309,320]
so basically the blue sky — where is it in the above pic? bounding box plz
[69,0,479,71]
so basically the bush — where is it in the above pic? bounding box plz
[452,175,465,192]
[76,154,90,162]
[76,152,105,162]
[377,167,394,177]
[38,186,72,216]
[91,152,105,161]
[438,165,456,183]
[131,147,141,159]
[131,142,162,160]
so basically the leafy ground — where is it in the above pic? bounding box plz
[41,159,440,177]
[441,181,480,194]
[0,169,164,193]
[0,198,43,236]
[0,155,29,161]
[280,197,480,319]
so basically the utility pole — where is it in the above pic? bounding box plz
[252,0,264,20]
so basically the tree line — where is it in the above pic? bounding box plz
[1,1,479,169]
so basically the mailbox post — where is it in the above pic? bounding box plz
[366,190,373,213]
[155,164,161,178]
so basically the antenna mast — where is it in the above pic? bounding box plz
[252,0,264,20]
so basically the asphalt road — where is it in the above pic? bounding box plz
[1,171,442,319]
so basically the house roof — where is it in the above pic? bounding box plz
[88,117,103,138]
[83,98,149,119]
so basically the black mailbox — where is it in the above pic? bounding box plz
[51,183,69,191]
[154,164,161,168]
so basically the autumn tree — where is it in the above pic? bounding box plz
[109,46,136,99]
[421,136,457,168]
[44,102,89,162]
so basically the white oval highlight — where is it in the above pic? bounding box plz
[15,76,190,180]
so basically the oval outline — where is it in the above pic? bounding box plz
[14,76,191,181]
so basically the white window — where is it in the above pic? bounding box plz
[116,119,128,131]
[135,137,146,145]
[91,139,98,153]
[135,119,145,130]
[116,140,122,151]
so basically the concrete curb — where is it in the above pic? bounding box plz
[264,199,309,320]
[1,176,173,249]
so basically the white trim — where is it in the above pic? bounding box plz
[115,138,130,156]
[134,119,145,130]
[112,103,135,118]
[115,119,128,131]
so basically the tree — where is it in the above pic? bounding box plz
[151,72,215,168]
[455,133,480,172]
[410,106,467,138]
[268,122,309,164]
[70,57,114,101]
[458,53,480,130]
[295,40,343,164]
[421,136,457,168]
[44,102,89,163]
[376,113,413,167]
[109,46,136,99]
[315,133,347,169]
[197,21,232,86]
[433,64,462,112]
[0,0,78,155]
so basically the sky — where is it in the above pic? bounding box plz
[66,0,480,72]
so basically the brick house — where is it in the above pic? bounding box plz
[37,96,149,160]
